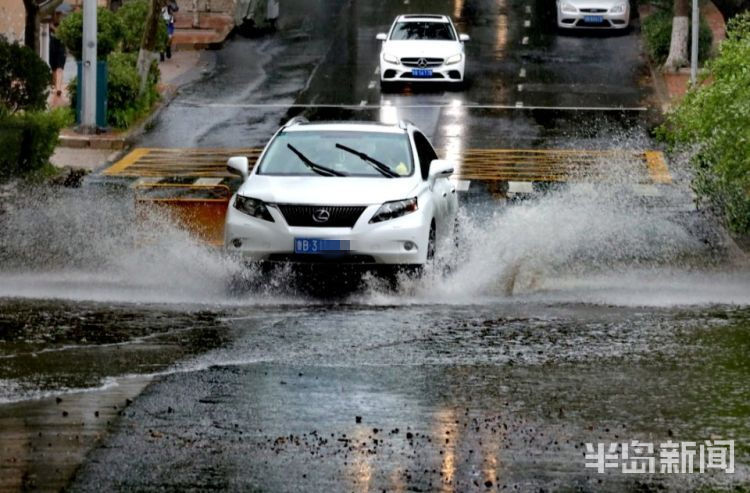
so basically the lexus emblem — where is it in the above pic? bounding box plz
[417,58,428,68]
[312,208,330,223]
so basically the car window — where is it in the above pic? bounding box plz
[413,132,438,180]
[390,22,456,41]
[257,131,414,177]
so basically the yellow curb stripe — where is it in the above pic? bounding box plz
[644,150,673,184]
[103,148,153,176]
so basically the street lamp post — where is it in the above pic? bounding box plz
[81,0,97,133]
[690,0,699,86]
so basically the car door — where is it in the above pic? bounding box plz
[413,131,450,237]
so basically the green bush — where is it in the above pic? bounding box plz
[657,11,750,234]
[108,52,160,128]
[57,7,123,60]
[118,0,168,53]
[0,109,72,179]
[642,9,713,65]
[0,39,51,114]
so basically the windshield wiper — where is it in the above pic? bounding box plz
[335,143,399,178]
[287,144,347,177]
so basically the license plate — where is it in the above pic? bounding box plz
[294,238,351,254]
[584,15,604,23]
[411,68,433,78]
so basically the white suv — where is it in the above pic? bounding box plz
[224,119,459,269]
[377,14,469,88]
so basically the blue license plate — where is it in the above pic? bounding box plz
[294,238,351,254]
[584,15,604,23]
[411,68,433,78]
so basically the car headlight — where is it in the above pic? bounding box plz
[610,3,626,13]
[369,197,418,224]
[382,53,399,64]
[234,195,274,222]
[560,1,578,13]
[445,53,463,65]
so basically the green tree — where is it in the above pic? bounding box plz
[0,38,51,114]
[56,7,123,60]
[118,0,168,53]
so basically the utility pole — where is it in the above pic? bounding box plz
[81,0,97,132]
[690,0,699,86]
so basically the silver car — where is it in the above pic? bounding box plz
[556,0,630,29]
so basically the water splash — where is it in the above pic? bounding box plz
[0,178,747,308]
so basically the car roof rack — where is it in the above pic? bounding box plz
[282,116,309,128]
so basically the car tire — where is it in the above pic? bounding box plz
[427,222,436,261]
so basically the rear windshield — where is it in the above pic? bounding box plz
[390,21,455,41]
[257,131,414,178]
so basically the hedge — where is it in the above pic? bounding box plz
[657,12,750,234]
[0,109,72,179]
[117,0,168,53]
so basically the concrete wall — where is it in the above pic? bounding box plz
[0,0,27,44]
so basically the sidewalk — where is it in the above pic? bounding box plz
[49,49,210,171]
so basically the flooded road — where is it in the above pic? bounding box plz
[1,0,750,490]
[1,183,749,490]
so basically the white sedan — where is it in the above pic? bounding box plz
[224,119,458,269]
[377,14,469,87]
[556,0,630,29]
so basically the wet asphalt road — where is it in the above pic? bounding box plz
[1,0,750,491]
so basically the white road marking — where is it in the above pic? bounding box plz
[515,101,524,108]
[359,100,367,107]
[404,0,409,4]
[519,68,526,78]
[174,101,650,111]
[525,5,532,13]
[508,181,534,194]
[522,36,529,45]
[374,66,380,75]
[195,178,224,186]
[524,20,531,27]
[368,81,376,89]
[517,84,524,92]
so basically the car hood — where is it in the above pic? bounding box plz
[382,40,462,59]
[565,0,622,7]
[238,175,421,206]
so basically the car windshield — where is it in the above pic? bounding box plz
[390,21,455,41]
[257,131,414,177]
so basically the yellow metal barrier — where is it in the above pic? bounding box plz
[134,183,231,246]
[106,147,672,184]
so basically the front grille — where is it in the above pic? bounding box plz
[580,8,607,12]
[400,57,444,68]
[276,204,366,228]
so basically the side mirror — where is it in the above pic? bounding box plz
[376,33,387,41]
[227,156,249,180]
[429,159,454,179]
[459,33,470,42]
